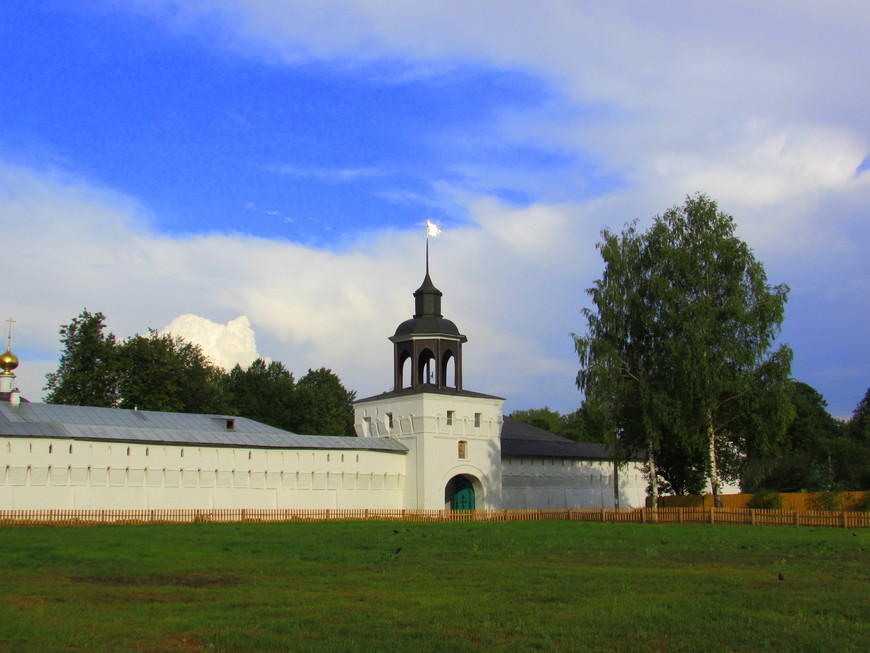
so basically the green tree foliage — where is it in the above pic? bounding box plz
[742,383,870,493]
[44,313,359,437]
[510,407,567,435]
[223,359,295,430]
[838,387,870,489]
[563,406,605,443]
[574,194,793,502]
[849,387,870,442]
[44,310,119,407]
[509,406,604,443]
[291,368,356,436]
[116,331,226,414]
[743,381,843,492]
[785,383,843,452]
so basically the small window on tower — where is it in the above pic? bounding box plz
[458,440,467,459]
[385,412,394,429]
[446,410,454,426]
[474,413,481,428]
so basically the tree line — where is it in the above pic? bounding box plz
[565,193,868,502]
[511,382,870,495]
[43,311,356,436]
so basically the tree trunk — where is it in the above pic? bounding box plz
[647,448,659,508]
[613,460,620,509]
[707,416,723,508]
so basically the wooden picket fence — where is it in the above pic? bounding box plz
[0,507,868,527]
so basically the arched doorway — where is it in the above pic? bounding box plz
[445,475,476,510]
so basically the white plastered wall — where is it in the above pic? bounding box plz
[0,437,406,510]
[501,457,648,509]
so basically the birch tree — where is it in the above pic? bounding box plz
[575,194,793,503]
[574,222,671,504]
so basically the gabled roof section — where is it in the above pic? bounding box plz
[0,402,406,453]
[501,416,639,461]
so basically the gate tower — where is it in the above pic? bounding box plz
[353,254,503,510]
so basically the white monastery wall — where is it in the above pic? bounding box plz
[1,436,406,510]
[502,458,648,509]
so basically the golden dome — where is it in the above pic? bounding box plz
[0,347,18,374]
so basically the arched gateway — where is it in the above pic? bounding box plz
[445,474,477,510]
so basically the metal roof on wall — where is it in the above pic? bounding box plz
[1,402,638,460]
[501,416,640,461]
[0,402,406,453]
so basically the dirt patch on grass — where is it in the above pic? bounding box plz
[69,573,239,588]
[10,595,57,609]
[134,632,212,653]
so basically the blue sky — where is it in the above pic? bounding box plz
[2,1,868,419]
[2,2,554,242]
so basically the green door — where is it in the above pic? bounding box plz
[451,476,475,510]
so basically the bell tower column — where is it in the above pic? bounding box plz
[354,256,503,510]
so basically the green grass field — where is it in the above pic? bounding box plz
[0,521,867,652]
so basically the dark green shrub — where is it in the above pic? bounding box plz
[849,493,870,512]
[807,491,845,511]
[747,489,783,510]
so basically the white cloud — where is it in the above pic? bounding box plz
[653,122,867,208]
[4,151,867,418]
[162,314,262,371]
[8,1,870,418]
[1,160,595,412]
[270,164,393,182]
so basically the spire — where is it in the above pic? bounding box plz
[0,318,18,376]
[417,219,443,317]
[414,272,443,319]
[0,317,20,403]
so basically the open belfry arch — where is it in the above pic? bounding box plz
[354,227,505,510]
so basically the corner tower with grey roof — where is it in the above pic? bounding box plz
[354,243,505,511]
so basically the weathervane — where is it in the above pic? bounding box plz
[425,219,441,275]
